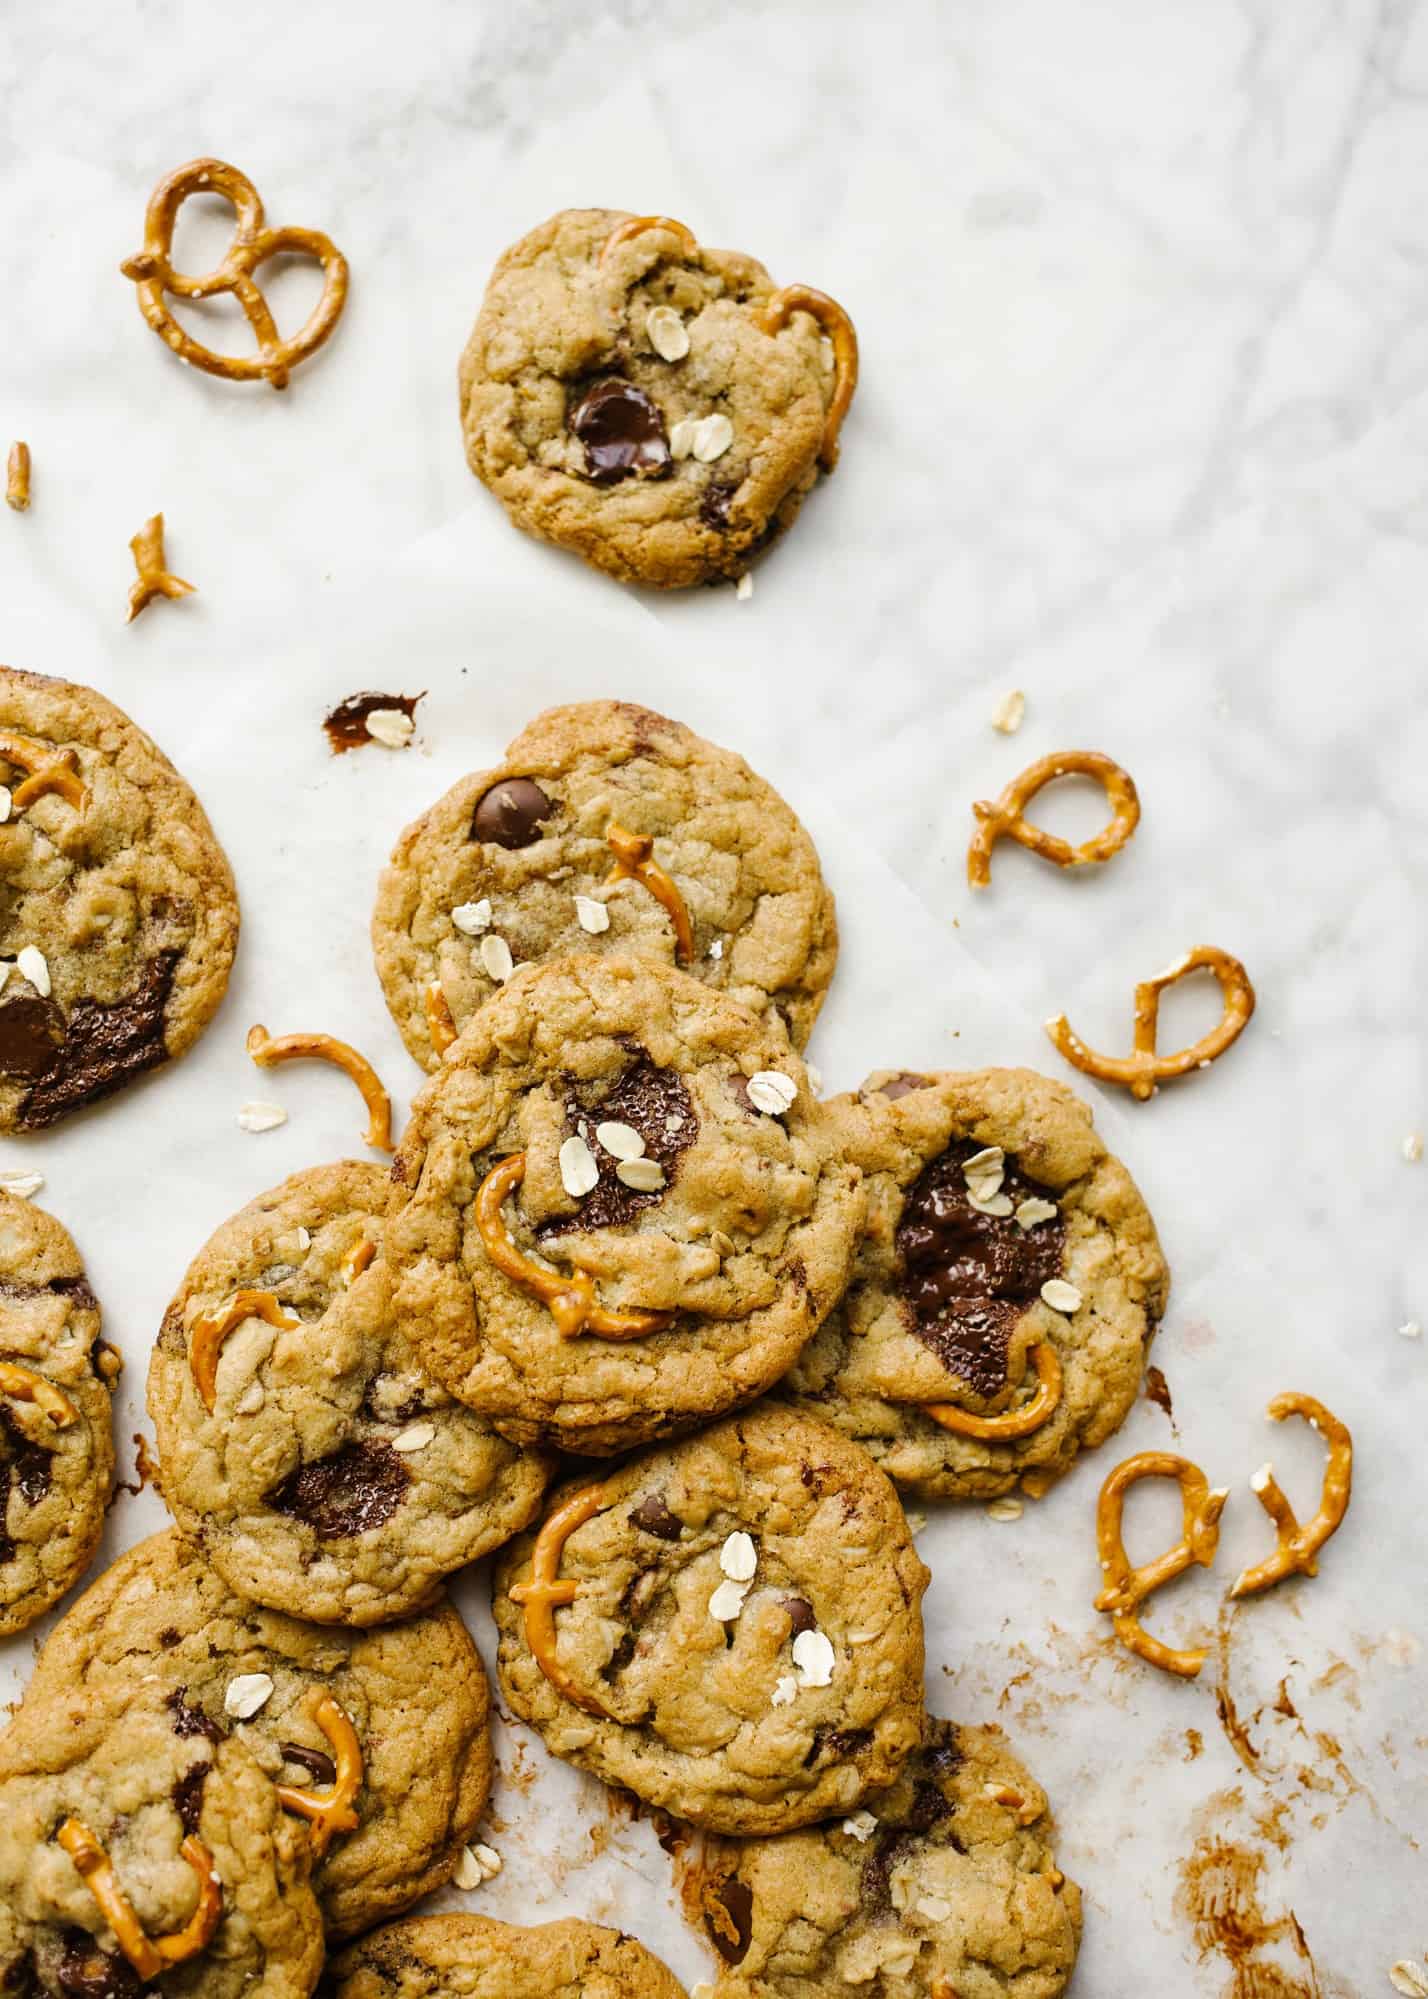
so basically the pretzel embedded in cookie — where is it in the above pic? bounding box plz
[476,1152,672,1342]
[126,512,195,623]
[1230,1393,1352,1599]
[425,983,457,1056]
[605,821,694,965]
[0,730,87,812]
[1045,945,1256,1102]
[120,157,348,389]
[758,285,860,470]
[967,750,1141,890]
[0,1359,79,1430]
[246,1024,393,1151]
[188,1289,300,1412]
[599,214,700,266]
[57,1818,222,1978]
[922,1342,1063,1441]
[1094,1451,1228,1678]
[274,1693,363,1857]
[341,1236,376,1286]
[508,1481,616,1716]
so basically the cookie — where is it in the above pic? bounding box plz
[22,1529,492,1940]
[0,1191,116,1636]
[782,1069,1170,1501]
[492,1405,928,1834]
[458,208,854,589]
[0,1687,323,1999]
[373,701,837,1069]
[147,1162,550,1624]
[690,1718,1081,1998]
[388,957,863,1455]
[331,1914,689,1999]
[0,667,239,1131]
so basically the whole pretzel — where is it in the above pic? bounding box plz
[0,1359,78,1430]
[967,750,1140,889]
[120,158,348,388]
[57,1818,222,1978]
[922,1342,1063,1440]
[0,730,87,812]
[1094,1451,1228,1678]
[1230,1393,1352,1599]
[508,1481,616,1717]
[425,983,457,1056]
[599,214,700,266]
[246,1024,393,1150]
[757,285,860,469]
[188,1289,299,1412]
[274,1693,363,1857]
[606,821,694,964]
[476,1153,671,1342]
[1045,945,1256,1102]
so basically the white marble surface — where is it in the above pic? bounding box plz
[1,1,1425,1992]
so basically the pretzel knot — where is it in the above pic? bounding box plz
[605,821,694,965]
[120,157,349,389]
[1046,945,1256,1102]
[1231,1393,1352,1599]
[246,1024,393,1151]
[967,750,1140,890]
[57,1817,222,1979]
[0,730,87,813]
[509,1481,617,1716]
[0,1359,79,1430]
[476,1153,671,1343]
[921,1342,1063,1440]
[274,1693,364,1858]
[1094,1451,1229,1678]
[188,1289,299,1412]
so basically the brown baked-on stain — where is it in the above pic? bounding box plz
[1145,1364,1175,1423]
[1185,1727,1204,1761]
[1176,1832,1323,1998]
[323,690,424,754]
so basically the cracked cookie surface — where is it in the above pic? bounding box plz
[459,208,848,588]
[22,1528,492,1940]
[147,1162,550,1625]
[493,1405,928,1833]
[781,1069,1169,1500]
[388,958,863,1455]
[373,701,837,1068]
[691,1718,1081,1998]
[0,667,238,1132]
[0,1191,116,1636]
[332,1913,689,1999]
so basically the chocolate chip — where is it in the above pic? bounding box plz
[699,480,739,529]
[0,995,64,1079]
[16,950,178,1130]
[267,1439,411,1539]
[171,1761,208,1837]
[323,690,424,755]
[570,378,671,486]
[539,1051,696,1236]
[166,1687,223,1743]
[281,1741,337,1787]
[629,1490,682,1540]
[55,1936,144,1999]
[878,1072,930,1100]
[704,1877,754,1964]
[780,1595,816,1636]
[471,777,555,849]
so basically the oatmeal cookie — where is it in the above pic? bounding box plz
[373,700,837,1068]
[331,1913,688,1999]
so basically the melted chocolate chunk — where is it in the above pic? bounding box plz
[570,378,671,486]
[629,1490,682,1540]
[282,1742,337,1787]
[0,1405,54,1566]
[896,1140,1065,1398]
[0,996,64,1079]
[471,777,555,849]
[17,951,178,1131]
[3,1954,39,1998]
[704,1877,754,1964]
[55,1937,143,1999]
[166,1686,223,1743]
[540,1051,696,1236]
[171,1761,209,1837]
[699,480,739,529]
[0,1274,97,1309]
[877,1072,930,1100]
[323,690,424,755]
[267,1439,410,1539]
[780,1595,817,1636]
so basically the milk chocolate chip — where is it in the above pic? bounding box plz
[471,777,555,849]
[570,378,671,486]
[629,1490,682,1540]
[267,1439,410,1539]
[704,1877,754,1964]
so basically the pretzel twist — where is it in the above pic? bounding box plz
[425,983,457,1056]
[188,1289,299,1412]
[598,214,700,267]
[120,157,348,389]
[1230,1393,1352,1599]
[0,1359,79,1430]
[246,1024,393,1151]
[1094,1451,1228,1678]
[758,284,860,469]
[509,1482,616,1716]
[922,1342,1063,1440]
[57,1818,222,1979]
[967,750,1141,889]
[274,1693,363,1858]
[126,512,195,623]
[0,730,87,812]
[605,821,694,964]
[1046,945,1256,1102]
[476,1153,671,1342]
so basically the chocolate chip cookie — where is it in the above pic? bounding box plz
[0,667,239,1131]
[492,1405,928,1833]
[22,1529,492,1940]
[147,1162,550,1624]
[458,208,856,588]
[0,1190,116,1636]
[331,1914,689,1999]
[691,1718,1081,1997]
[373,701,838,1071]
[0,1687,323,1999]
[782,1069,1170,1501]
[388,958,863,1455]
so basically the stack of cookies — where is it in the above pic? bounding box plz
[1,696,1170,1999]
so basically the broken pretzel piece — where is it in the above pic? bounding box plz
[425,982,457,1057]
[189,1289,299,1412]
[7,441,30,512]
[57,1817,222,1979]
[126,512,195,623]
[922,1341,1063,1441]
[246,1024,393,1150]
[599,214,700,266]
[275,1693,363,1857]
[606,821,694,965]
[758,285,859,469]
[968,749,1140,890]
[0,1359,79,1429]
[0,729,87,812]
[1094,1450,1228,1678]
[1231,1393,1352,1599]
[1046,945,1255,1102]
[508,1481,616,1717]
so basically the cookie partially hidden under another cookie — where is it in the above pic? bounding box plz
[332,1913,689,1999]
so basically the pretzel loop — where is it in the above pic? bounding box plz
[189,1290,299,1413]
[0,1359,79,1430]
[274,1693,363,1858]
[1094,1451,1228,1678]
[1046,945,1256,1102]
[0,730,87,812]
[509,1481,616,1716]
[605,821,694,965]
[921,1342,1063,1440]
[120,158,348,388]
[476,1153,671,1343]
[1231,1393,1352,1599]
[967,750,1140,889]
[57,1818,222,1980]
[758,285,860,470]
[246,1024,393,1150]
[599,215,700,267]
